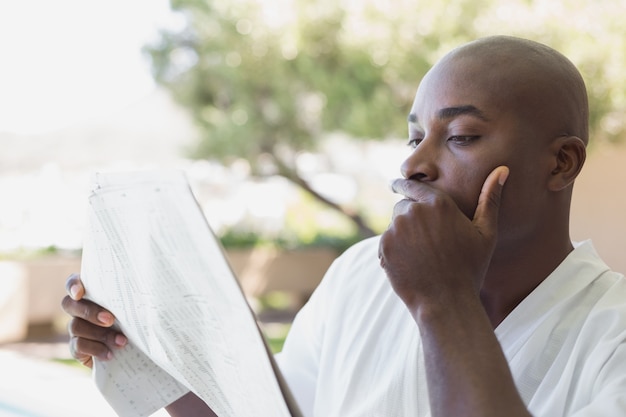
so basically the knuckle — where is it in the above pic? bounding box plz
[78,302,96,322]
[61,297,101,324]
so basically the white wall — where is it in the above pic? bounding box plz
[571,144,626,274]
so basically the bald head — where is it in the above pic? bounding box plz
[432,36,589,144]
[404,36,587,255]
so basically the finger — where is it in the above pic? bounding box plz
[69,334,113,364]
[61,295,116,327]
[391,198,414,219]
[68,339,95,368]
[65,273,85,300]
[390,178,439,202]
[68,317,127,348]
[472,166,509,239]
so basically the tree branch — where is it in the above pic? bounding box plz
[272,155,376,238]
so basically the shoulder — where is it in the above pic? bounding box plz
[322,236,383,286]
[335,235,381,267]
[304,235,388,308]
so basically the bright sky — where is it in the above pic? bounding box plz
[0,0,181,135]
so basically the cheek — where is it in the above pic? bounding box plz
[497,187,532,242]
[444,165,488,220]
[495,168,547,241]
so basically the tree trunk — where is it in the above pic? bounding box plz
[273,156,377,239]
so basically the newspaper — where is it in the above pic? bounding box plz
[80,170,302,417]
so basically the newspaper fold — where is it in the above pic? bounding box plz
[80,170,301,417]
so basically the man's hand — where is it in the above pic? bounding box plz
[61,274,127,368]
[378,166,509,314]
[379,166,532,417]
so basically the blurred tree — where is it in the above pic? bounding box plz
[144,0,488,237]
[145,0,626,237]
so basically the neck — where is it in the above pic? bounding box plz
[480,233,574,328]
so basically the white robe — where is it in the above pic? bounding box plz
[276,238,626,417]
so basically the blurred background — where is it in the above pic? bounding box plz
[1,0,625,416]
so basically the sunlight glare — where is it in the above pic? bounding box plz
[0,0,180,135]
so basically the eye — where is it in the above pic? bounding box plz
[448,135,480,145]
[407,137,423,149]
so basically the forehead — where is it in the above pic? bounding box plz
[410,55,512,126]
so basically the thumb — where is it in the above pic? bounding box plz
[472,166,509,240]
[65,273,85,300]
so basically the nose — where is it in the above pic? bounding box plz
[400,141,439,181]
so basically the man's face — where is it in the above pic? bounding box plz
[402,55,555,244]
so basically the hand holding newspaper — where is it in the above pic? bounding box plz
[80,170,302,417]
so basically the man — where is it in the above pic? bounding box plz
[63,36,626,416]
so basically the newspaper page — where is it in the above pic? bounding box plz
[80,170,301,417]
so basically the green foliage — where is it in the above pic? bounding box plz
[262,322,291,354]
[145,0,418,174]
[145,0,626,238]
[53,358,90,371]
[218,225,361,254]
[146,0,626,152]
[218,229,274,249]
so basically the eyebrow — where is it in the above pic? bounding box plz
[407,105,490,124]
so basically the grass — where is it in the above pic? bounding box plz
[51,357,89,371]
[262,322,292,354]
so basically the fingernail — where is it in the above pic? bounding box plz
[70,284,80,299]
[115,334,127,347]
[97,311,114,325]
[498,168,510,186]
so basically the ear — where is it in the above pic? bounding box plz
[547,136,586,191]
